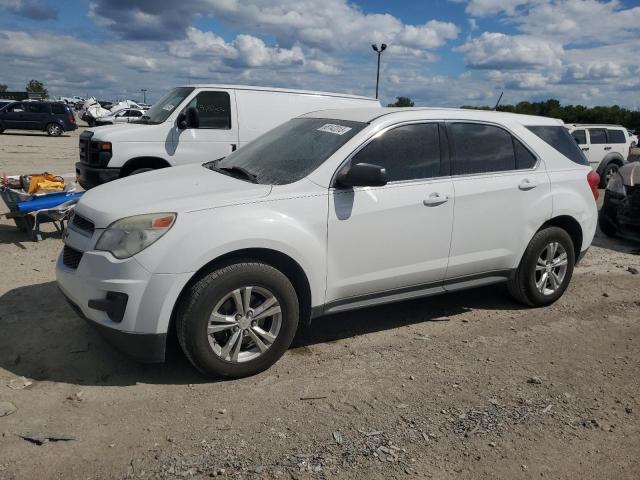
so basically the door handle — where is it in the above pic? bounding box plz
[423,193,449,206]
[518,179,537,191]
[581,147,589,151]
[604,146,612,151]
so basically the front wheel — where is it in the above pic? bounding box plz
[508,227,575,307]
[176,262,299,378]
[46,123,63,136]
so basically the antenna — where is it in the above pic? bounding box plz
[493,91,504,111]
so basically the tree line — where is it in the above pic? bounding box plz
[389,97,640,131]
[462,99,640,131]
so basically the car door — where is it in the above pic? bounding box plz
[113,110,129,123]
[2,103,26,129]
[587,128,608,169]
[326,122,455,303]
[445,122,551,282]
[171,90,239,165]
[25,103,50,129]
[571,128,591,163]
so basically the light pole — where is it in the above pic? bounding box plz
[371,43,387,99]
[141,88,147,104]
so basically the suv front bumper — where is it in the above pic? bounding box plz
[56,248,192,363]
[75,162,121,189]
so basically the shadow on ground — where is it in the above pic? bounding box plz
[0,132,71,137]
[0,279,522,387]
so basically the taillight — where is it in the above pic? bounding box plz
[68,113,75,123]
[587,170,600,200]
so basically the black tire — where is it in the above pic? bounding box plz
[129,168,154,176]
[598,211,617,237]
[176,262,299,379]
[508,227,575,307]
[599,162,620,188]
[46,123,63,137]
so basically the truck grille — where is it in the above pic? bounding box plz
[62,245,83,269]
[78,130,93,164]
[71,213,95,236]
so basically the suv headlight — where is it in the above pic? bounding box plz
[606,172,626,197]
[96,213,176,259]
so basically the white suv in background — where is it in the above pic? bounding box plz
[567,124,635,187]
[57,108,599,378]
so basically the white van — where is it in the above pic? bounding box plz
[75,85,380,189]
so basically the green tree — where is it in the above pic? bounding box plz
[387,96,415,107]
[25,79,48,98]
[0,84,7,92]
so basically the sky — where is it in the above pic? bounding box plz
[0,0,639,108]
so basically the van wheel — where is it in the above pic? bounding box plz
[129,168,154,176]
[176,262,299,379]
[46,123,63,136]
[508,227,575,307]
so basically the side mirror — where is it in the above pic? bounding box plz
[336,162,387,188]
[176,106,199,130]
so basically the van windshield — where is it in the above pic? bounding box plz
[137,87,194,124]
[206,118,366,185]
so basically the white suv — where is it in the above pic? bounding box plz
[57,108,599,378]
[567,124,634,187]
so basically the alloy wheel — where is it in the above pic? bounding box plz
[535,242,568,295]
[48,124,62,136]
[207,286,282,363]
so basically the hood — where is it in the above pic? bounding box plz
[619,161,640,187]
[75,163,272,227]
[88,122,167,142]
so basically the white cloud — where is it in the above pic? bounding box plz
[458,32,564,70]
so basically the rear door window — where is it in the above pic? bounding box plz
[571,129,586,145]
[26,103,49,114]
[607,129,626,144]
[449,123,518,175]
[588,128,607,144]
[352,123,441,181]
[527,126,589,165]
[186,91,231,129]
[51,104,66,114]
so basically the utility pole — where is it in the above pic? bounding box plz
[371,43,387,99]
[141,88,147,104]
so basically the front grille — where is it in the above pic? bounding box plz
[71,213,95,236]
[78,131,94,164]
[62,245,83,269]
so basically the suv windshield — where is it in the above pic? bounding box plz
[137,87,194,124]
[207,118,366,185]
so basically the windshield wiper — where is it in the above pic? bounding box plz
[211,164,258,183]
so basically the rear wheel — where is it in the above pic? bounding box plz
[46,123,63,136]
[176,262,299,378]
[508,227,575,307]
[600,162,620,188]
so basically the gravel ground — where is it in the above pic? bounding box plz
[0,127,639,479]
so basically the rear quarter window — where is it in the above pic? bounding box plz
[607,129,626,144]
[51,104,67,114]
[527,126,589,166]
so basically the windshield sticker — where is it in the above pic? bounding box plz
[162,104,174,111]
[317,124,352,135]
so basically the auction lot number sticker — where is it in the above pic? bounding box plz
[317,124,352,135]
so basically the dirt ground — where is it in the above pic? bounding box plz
[0,127,639,480]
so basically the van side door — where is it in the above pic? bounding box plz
[25,102,50,130]
[171,90,239,165]
[444,122,551,282]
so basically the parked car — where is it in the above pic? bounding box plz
[627,130,638,147]
[57,108,599,378]
[567,124,635,187]
[0,101,77,136]
[75,84,381,189]
[599,161,640,240]
[94,108,146,126]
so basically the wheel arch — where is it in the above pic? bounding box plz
[538,215,583,262]
[170,248,313,336]
[120,156,171,177]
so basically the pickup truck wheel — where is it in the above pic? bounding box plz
[176,262,299,379]
[46,123,63,136]
[508,227,575,307]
